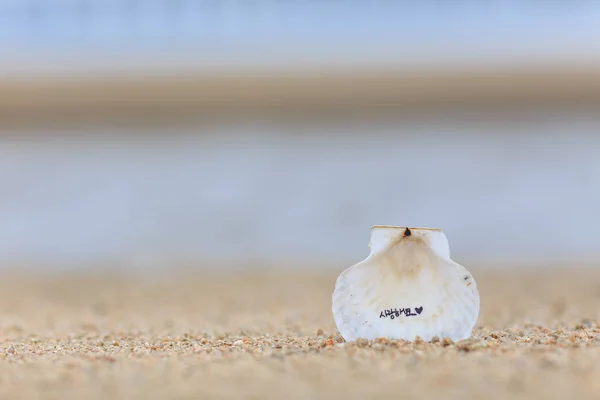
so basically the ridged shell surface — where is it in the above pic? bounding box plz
[332,227,479,342]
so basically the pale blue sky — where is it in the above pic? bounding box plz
[1,1,600,64]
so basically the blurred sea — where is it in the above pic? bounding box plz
[1,111,599,270]
[2,1,600,271]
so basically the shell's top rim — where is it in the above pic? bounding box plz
[371,225,442,231]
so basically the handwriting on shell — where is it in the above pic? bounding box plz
[379,307,423,319]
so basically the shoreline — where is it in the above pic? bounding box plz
[2,65,600,129]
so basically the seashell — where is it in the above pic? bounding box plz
[332,226,479,342]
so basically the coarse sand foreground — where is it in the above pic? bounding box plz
[1,267,600,399]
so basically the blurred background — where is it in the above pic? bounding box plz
[1,0,600,272]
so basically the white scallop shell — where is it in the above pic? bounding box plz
[332,226,479,342]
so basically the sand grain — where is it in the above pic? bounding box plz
[1,268,599,399]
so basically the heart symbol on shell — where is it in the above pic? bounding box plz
[415,307,423,315]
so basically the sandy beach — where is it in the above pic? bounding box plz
[0,267,599,399]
